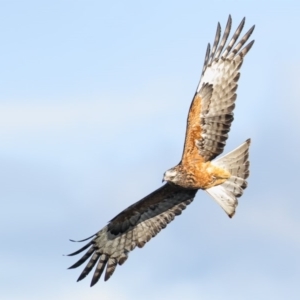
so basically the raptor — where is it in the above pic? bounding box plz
[68,15,254,286]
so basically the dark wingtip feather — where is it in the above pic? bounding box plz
[75,253,100,282]
[240,40,255,58]
[247,24,255,37]
[77,271,88,282]
[77,272,88,282]
[68,247,95,269]
[90,278,98,287]
[203,43,211,70]
[222,16,246,58]
[227,14,233,29]
[209,22,221,63]
[90,254,108,286]
[104,258,118,281]
[226,15,232,30]
[69,232,97,243]
[214,15,232,59]
[67,241,93,257]
[248,39,255,49]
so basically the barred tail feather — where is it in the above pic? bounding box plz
[206,139,250,217]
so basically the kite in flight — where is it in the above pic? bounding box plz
[68,15,254,286]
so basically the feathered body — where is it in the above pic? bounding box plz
[68,15,254,286]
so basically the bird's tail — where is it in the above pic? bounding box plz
[206,139,250,217]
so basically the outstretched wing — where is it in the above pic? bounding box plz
[68,184,197,286]
[182,16,255,163]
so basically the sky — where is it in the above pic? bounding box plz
[1,0,300,299]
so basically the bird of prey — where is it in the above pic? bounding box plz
[68,15,254,286]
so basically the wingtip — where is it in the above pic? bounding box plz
[246,25,256,39]
[228,208,236,218]
[226,15,232,31]
[90,280,96,287]
[238,16,246,30]
[77,271,89,282]
[104,271,112,282]
[69,233,97,243]
[68,262,78,270]
[90,275,101,287]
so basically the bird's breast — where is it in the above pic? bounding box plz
[182,161,230,190]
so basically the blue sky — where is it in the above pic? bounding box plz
[1,0,300,299]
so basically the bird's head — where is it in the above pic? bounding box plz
[162,168,180,184]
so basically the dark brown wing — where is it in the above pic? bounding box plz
[68,184,197,286]
[182,15,255,163]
